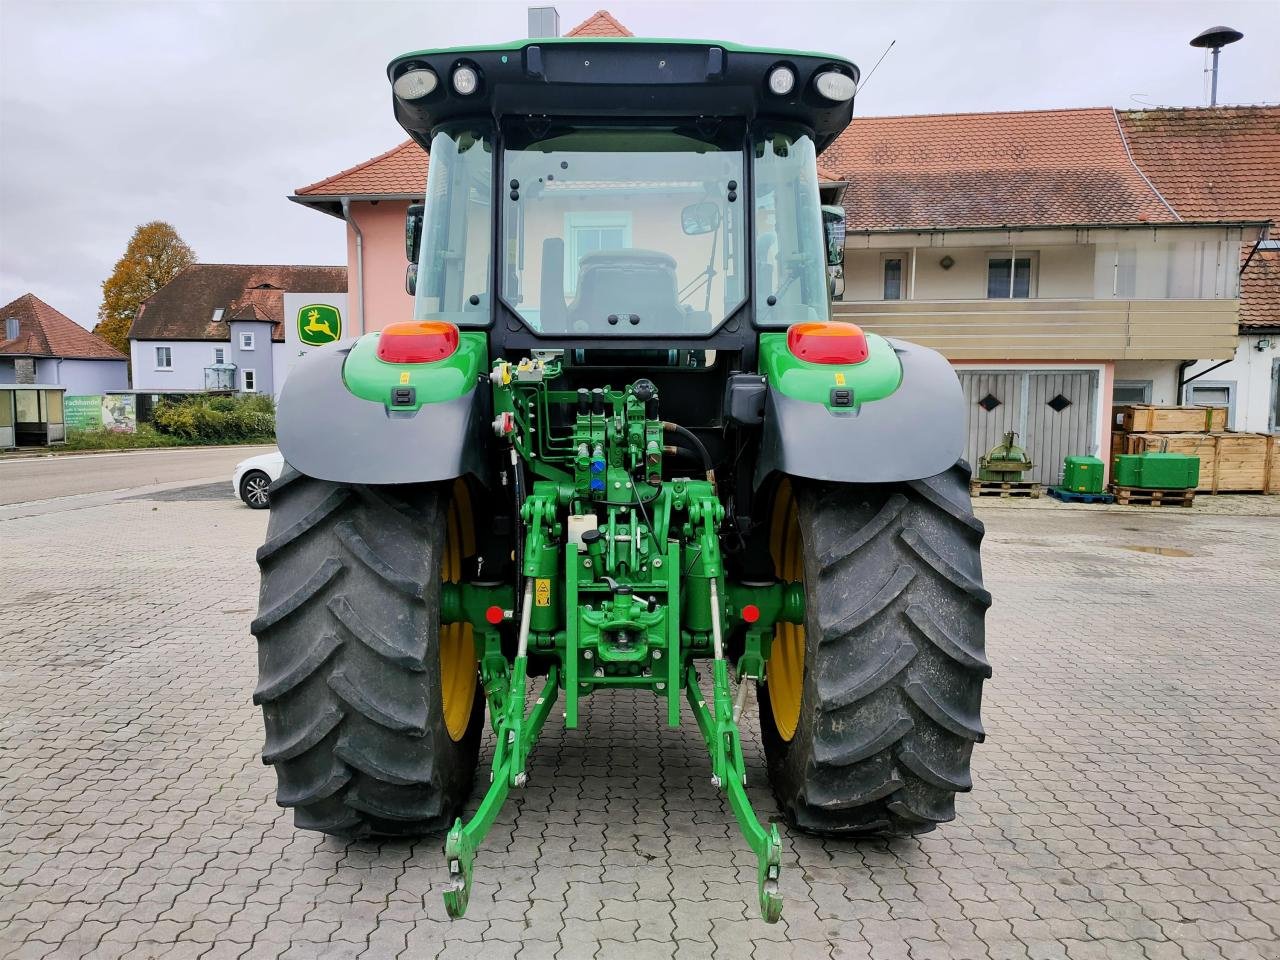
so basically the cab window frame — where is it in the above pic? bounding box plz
[495,118,750,340]
[750,121,830,328]
[412,121,496,329]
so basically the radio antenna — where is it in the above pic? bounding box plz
[857,40,896,96]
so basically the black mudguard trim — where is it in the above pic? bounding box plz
[276,341,490,487]
[754,339,964,487]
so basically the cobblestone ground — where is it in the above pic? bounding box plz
[2,484,1279,960]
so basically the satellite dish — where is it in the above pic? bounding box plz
[1189,25,1243,49]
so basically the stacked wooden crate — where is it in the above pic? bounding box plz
[1111,405,1277,494]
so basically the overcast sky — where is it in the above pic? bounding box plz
[1,0,1276,329]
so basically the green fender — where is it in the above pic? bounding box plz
[754,332,966,487]
[274,331,492,486]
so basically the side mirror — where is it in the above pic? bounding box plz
[405,203,424,263]
[681,201,721,236]
[821,204,846,267]
[405,263,418,296]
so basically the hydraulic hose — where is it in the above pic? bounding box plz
[663,422,714,484]
[663,443,705,463]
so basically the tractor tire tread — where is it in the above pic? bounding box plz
[334,519,429,600]
[255,488,351,563]
[252,466,481,837]
[759,461,988,837]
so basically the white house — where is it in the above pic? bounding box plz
[822,107,1261,483]
[1111,107,1280,432]
[128,264,347,398]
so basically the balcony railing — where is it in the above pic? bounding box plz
[831,298,1239,361]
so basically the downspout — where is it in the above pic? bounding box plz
[340,198,366,335]
[1239,223,1270,278]
[1176,359,1195,401]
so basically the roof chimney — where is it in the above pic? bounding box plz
[528,6,560,38]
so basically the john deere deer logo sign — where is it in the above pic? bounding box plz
[297,304,342,346]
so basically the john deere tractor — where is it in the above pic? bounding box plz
[252,36,989,923]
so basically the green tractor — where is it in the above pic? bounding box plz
[252,35,989,923]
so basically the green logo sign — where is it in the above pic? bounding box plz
[297,304,342,346]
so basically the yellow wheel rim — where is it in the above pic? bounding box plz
[768,479,804,742]
[440,480,478,742]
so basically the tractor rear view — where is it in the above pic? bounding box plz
[252,36,989,923]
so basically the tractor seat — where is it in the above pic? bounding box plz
[568,249,682,331]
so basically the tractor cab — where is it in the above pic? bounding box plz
[392,39,858,358]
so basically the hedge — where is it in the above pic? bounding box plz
[151,394,276,444]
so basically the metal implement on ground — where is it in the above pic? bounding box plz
[978,430,1034,482]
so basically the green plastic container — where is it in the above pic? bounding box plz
[1111,452,1200,490]
[1061,456,1105,494]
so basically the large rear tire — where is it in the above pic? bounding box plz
[251,468,484,837]
[757,462,990,836]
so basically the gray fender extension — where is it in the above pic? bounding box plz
[754,338,965,487]
[275,341,490,486]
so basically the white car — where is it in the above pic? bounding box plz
[232,451,284,509]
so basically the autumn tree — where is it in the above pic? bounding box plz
[95,222,196,354]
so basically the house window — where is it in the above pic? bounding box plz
[564,212,632,294]
[4,316,17,341]
[242,369,256,393]
[240,332,255,350]
[1184,381,1234,429]
[987,255,1035,298]
[213,347,225,365]
[882,254,906,300]
[155,346,172,369]
[212,308,225,323]
[1113,380,1152,405]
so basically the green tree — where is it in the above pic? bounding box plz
[95,222,196,354]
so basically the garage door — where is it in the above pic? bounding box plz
[959,370,1098,485]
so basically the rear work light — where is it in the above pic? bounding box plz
[393,67,439,100]
[786,321,870,364]
[376,320,459,364]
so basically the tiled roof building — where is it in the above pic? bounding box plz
[1239,247,1280,330]
[1117,106,1280,331]
[296,141,429,202]
[1118,107,1280,225]
[129,264,347,342]
[1,294,126,361]
[564,9,633,37]
[825,107,1180,231]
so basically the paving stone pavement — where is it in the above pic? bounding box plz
[2,486,1279,960]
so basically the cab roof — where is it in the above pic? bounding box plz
[387,37,860,152]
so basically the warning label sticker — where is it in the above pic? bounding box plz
[535,578,551,607]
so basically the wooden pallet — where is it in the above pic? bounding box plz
[1047,486,1114,504]
[971,479,1041,498]
[1109,485,1196,508]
